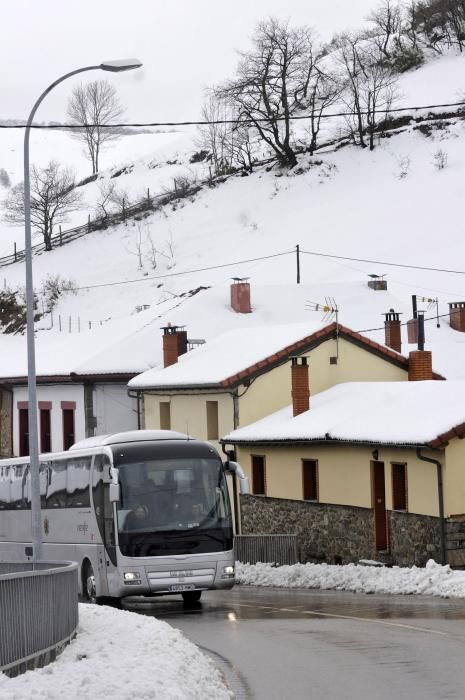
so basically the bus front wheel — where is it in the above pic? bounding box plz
[182,590,202,605]
[82,561,97,604]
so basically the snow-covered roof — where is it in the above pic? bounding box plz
[129,320,329,389]
[128,318,446,390]
[223,380,465,447]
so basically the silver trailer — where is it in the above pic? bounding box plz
[0,430,249,605]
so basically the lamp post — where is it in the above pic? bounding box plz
[24,59,142,561]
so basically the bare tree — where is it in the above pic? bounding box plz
[334,33,369,148]
[67,80,125,174]
[367,0,402,58]
[358,46,398,150]
[197,97,232,176]
[95,179,117,219]
[215,18,317,168]
[335,33,398,150]
[3,161,82,250]
[306,68,341,154]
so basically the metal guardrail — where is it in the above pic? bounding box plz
[0,561,78,677]
[234,535,299,566]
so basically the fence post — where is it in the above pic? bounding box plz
[147,188,151,207]
[122,198,126,220]
[68,316,71,333]
[59,226,63,246]
[58,315,62,332]
[87,215,91,232]
[14,242,17,262]
[89,321,92,330]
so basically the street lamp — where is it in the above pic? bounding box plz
[24,59,142,561]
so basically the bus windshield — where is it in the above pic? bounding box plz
[113,442,233,557]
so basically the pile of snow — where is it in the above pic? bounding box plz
[0,604,232,700]
[236,559,465,599]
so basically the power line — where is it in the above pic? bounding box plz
[355,310,452,335]
[75,249,293,291]
[2,100,464,130]
[300,249,465,276]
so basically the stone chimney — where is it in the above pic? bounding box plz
[408,313,432,380]
[384,310,402,353]
[162,324,188,368]
[231,278,251,314]
[291,357,310,416]
[449,302,465,332]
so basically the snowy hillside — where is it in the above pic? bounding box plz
[0,51,465,380]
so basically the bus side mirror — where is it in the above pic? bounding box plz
[225,460,250,495]
[109,483,120,502]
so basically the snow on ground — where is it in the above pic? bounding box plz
[236,559,465,599]
[0,604,232,700]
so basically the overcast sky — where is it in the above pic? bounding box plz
[1,0,378,123]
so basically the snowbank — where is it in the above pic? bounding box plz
[236,559,465,599]
[0,604,232,700]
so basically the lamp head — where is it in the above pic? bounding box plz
[100,59,142,72]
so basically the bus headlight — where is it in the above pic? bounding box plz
[221,565,235,579]
[124,571,141,584]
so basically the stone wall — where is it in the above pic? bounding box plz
[389,510,441,567]
[240,495,375,564]
[446,515,465,568]
[240,495,443,567]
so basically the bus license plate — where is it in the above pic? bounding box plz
[169,584,195,592]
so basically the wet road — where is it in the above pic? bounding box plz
[124,586,465,699]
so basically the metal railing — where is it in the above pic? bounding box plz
[0,561,78,677]
[234,534,299,566]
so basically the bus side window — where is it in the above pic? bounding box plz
[46,460,67,508]
[66,457,91,508]
[0,465,10,510]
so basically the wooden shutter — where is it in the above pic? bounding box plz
[159,402,171,430]
[302,459,318,501]
[392,463,407,511]
[206,401,219,440]
[251,455,266,495]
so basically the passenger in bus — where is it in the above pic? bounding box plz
[125,503,150,529]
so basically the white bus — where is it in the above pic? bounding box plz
[0,430,249,605]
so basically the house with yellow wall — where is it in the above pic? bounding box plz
[222,371,465,569]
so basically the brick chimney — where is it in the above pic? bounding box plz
[161,324,188,368]
[449,302,465,332]
[408,313,432,380]
[384,310,401,353]
[291,357,310,416]
[231,278,251,314]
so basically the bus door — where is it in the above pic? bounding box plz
[92,455,118,596]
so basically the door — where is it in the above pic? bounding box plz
[372,461,387,551]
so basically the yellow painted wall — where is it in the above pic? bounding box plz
[235,443,441,516]
[238,338,408,426]
[144,392,234,452]
[444,441,465,517]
